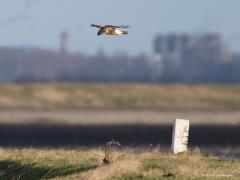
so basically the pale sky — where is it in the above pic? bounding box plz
[0,0,239,55]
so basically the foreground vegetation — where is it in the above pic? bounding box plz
[0,148,239,179]
[0,83,239,110]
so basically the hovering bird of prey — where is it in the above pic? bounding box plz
[91,24,130,36]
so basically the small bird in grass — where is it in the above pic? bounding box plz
[91,24,130,36]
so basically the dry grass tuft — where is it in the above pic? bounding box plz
[0,148,4,156]
[79,152,140,180]
[103,139,121,165]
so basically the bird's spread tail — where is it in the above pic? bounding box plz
[122,31,128,35]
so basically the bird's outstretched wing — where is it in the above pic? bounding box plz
[91,24,102,28]
[119,25,130,28]
[105,25,130,29]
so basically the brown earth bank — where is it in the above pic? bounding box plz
[0,110,240,125]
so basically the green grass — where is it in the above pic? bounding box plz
[0,160,97,180]
[0,149,99,180]
[0,148,239,180]
[0,83,239,110]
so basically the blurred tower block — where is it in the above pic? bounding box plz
[60,31,69,54]
[171,119,190,154]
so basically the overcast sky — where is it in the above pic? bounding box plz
[0,0,239,55]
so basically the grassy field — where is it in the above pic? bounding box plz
[0,84,239,179]
[0,83,239,110]
[0,148,239,180]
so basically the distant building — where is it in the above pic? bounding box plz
[154,34,194,62]
[153,33,231,63]
[153,32,233,82]
[60,31,69,54]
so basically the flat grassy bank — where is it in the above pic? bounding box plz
[0,83,239,110]
[0,148,239,180]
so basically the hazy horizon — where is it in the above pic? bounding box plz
[0,0,240,55]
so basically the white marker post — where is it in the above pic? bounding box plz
[171,119,190,154]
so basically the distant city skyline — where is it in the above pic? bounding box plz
[0,0,240,55]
